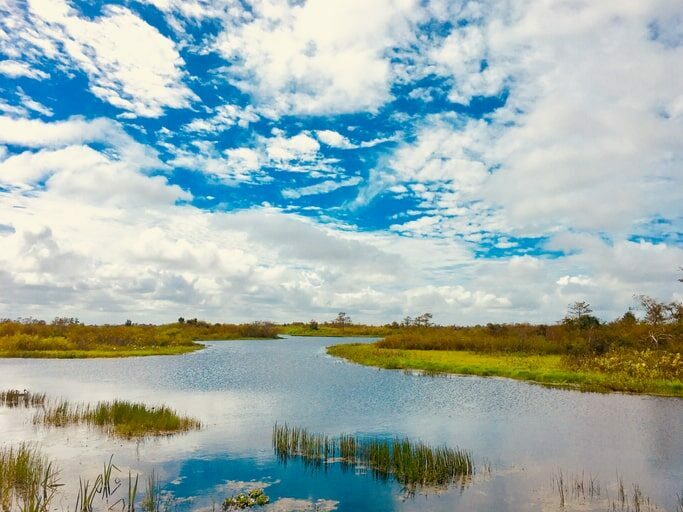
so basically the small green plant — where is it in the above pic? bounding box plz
[222,488,269,510]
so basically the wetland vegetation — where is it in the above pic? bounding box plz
[328,298,683,397]
[0,389,200,438]
[33,398,201,438]
[272,423,474,488]
[0,318,279,358]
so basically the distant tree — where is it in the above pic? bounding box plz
[414,312,433,327]
[308,320,319,330]
[178,317,185,324]
[401,316,413,327]
[567,301,592,320]
[124,319,132,326]
[333,312,351,326]
[564,302,599,329]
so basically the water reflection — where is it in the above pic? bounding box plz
[0,336,681,511]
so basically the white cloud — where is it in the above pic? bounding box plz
[282,176,362,199]
[214,0,422,117]
[184,104,259,133]
[0,59,48,79]
[266,133,320,162]
[315,130,354,149]
[380,0,683,241]
[4,0,197,117]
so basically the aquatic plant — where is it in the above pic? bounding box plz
[272,423,473,487]
[0,444,61,512]
[34,399,201,438]
[0,390,46,408]
[222,489,269,510]
[551,470,665,512]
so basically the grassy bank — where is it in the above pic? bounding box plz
[0,319,279,358]
[327,343,683,397]
[280,323,395,337]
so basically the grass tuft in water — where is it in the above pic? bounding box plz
[34,399,201,438]
[0,390,46,408]
[0,444,61,512]
[272,423,473,487]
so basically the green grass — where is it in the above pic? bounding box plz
[272,423,473,487]
[327,343,683,397]
[34,399,201,438]
[0,319,280,359]
[0,444,61,512]
[0,344,203,359]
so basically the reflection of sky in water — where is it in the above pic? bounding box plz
[1,337,682,511]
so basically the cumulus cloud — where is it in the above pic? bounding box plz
[0,59,48,79]
[214,0,422,117]
[2,0,196,117]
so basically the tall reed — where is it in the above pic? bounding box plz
[0,390,46,408]
[0,444,61,512]
[272,423,473,487]
[34,399,201,438]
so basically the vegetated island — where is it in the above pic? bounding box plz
[327,299,682,397]
[0,317,279,358]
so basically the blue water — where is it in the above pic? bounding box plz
[1,336,681,511]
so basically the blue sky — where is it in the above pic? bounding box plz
[0,0,681,324]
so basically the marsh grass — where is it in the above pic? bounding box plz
[272,423,473,487]
[0,444,61,512]
[551,471,664,512]
[34,399,201,438]
[0,390,46,408]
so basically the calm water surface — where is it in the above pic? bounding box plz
[1,336,681,511]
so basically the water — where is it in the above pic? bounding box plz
[1,336,681,511]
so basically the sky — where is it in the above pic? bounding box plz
[0,0,681,325]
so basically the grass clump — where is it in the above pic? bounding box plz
[222,489,269,510]
[0,444,61,512]
[0,390,46,408]
[272,423,473,488]
[34,399,201,438]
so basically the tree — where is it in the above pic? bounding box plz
[636,295,667,325]
[308,320,319,330]
[178,317,185,324]
[333,312,351,326]
[414,312,433,327]
[564,301,599,329]
[567,301,592,320]
[401,316,413,327]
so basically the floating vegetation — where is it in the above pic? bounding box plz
[222,488,270,510]
[34,399,201,438]
[551,470,665,512]
[0,443,61,512]
[272,423,473,488]
[0,389,46,408]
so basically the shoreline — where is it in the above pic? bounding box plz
[326,343,683,398]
